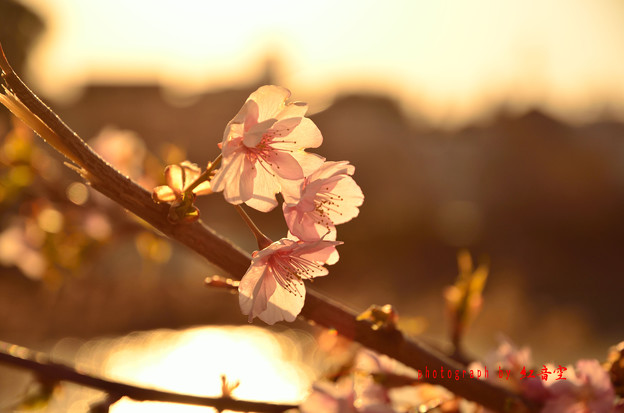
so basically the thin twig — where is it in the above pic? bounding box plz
[185,153,222,193]
[0,341,296,412]
[234,204,273,249]
[0,43,537,413]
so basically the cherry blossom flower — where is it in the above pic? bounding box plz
[468,336,544,409]
[355,349,419,382]
[283,161,364,240]
[300,376,358,413]
[300,375,396,413]
[152,161,212,222]
[541,359,618,413]
[238,237,341,324]
[90,127,146,181]
[0,219,46,280]
[211,85,325,212]
[469,337,532,386]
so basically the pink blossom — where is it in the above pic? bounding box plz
[300,377,358,413]
[541,359,617,413]
[0,219,46,280]
[283,161,364,240]
[468,336,533,389]
[300,375,396,413]
[468,337,543,406]
[355,349,419,381]
[238,237,341,325]
[211,85,325,212]
[90,127,146,180]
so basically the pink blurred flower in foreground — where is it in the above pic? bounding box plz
[0,219,45,280]
[211,85,324,212]
[90,127,146,180]
[469,337,533,388]
[239,237,341,324]
[469,336,543,411]
[283,161,364,240]
[541,359,618,413]
[300,375,395,413]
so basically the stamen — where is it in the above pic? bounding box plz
[269,252,324,295]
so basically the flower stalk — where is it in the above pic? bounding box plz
[234,204,273,250]
[185,153,222,195]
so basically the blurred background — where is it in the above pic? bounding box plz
[1,0,624,410]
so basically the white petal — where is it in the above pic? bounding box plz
[238,261,276,322]
[244,162,280,212]
[257,273,306,324]
[152,185,177,202]
[248,85,291,122]
[276,101,308,120]
[284,117,323,149]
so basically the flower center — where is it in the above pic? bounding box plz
[313,190,344,229]
[269,252,323,296]
[244,131,296,175]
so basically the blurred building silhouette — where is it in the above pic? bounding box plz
[1,0,623,364]
[0,0,44,136]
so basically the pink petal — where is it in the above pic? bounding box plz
[238,251,307,325]
[242,100,260,132]
[279,177,305,206]
[268,118,303,142]
[276,101,308,121]
[249,85,291,122]
[291,151,326,177]
[211,150,246,203]
[222,125,245,150]
[266,150,303,180]
[283,117,323,149]
[324,176,364,225]
[283,204,334,241]
[152,185,177,202]
[298,240,342,267]
[256,272,306,324]
[282,204,301,231]
[244,164,280,212]
[309,161,354,182]
[279,152,327,205]
[180,161,202,190]
[245,197,279,213]
[239,157,257,203]
[192,181,212,196]
[238,261,276,322]
[225,99,258,134]
[243,118,277,148]
[165,164,184,194]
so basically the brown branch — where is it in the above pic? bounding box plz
[0,341,296,412]
[0,43,537,413]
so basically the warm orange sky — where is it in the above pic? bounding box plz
[18,0,624,126]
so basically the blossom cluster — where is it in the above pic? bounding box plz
[300,336,624,413]
[153,85,364,324]
[469,338,624,412]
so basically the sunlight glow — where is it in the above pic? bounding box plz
[16,0,624,125]
[70,326,315,412]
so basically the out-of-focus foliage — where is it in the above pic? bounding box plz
[0,117,179,285]
[444,250,488,353]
